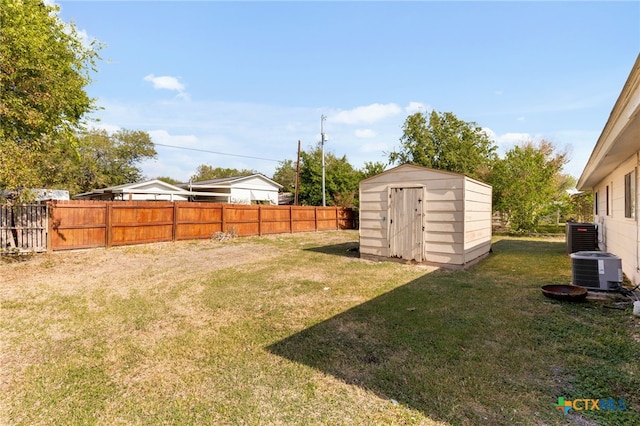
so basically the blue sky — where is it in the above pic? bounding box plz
[56,1,639,183]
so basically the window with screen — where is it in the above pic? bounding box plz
[625,169,636,219]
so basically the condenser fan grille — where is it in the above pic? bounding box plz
[571,258,600,287]
[566,223,598,254]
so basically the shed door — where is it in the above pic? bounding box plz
[389,187,425,262]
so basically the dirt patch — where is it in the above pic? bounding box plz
[0,238,279,301]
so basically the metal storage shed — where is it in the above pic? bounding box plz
[359,164,492,269]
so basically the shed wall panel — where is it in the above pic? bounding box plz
[426,241,463,255]
[360,190,387,200]
[428,232,464,244]
[360,227,386,239]
[465,228,492,244]
[465,198,493,211]
[426,252,464,265]
[465,219,490,232]
[465,189,492,203]
[360,210,386,221]
[360,221,385,232]
[464,241,492,264]
[425,222,460,233]
[424,200,464,212]
[427,211,464,223]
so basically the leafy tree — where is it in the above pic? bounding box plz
[566,191,594,223]
[388,110,497,180]
[540,174,577,224]
[489,140,568,232]
[359,161,387,180]
[274,150,385,208]
[190,165,255,182]
[0,0,101,195]
[298,143,360,207]
[76,129,156,192]
[40,129,157,195]
[272,159,297,193]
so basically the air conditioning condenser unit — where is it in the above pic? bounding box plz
[570,251,623,291]
[566,222,598,253]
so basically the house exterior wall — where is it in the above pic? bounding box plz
[230,187,279,205]
[126,193,189,202]
[592,153,640,285]
[359,165,492,268]
[189,176,280,205]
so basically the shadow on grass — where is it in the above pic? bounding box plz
[304,241,360,259]
[268,239,582,424]
[268,273,496,423]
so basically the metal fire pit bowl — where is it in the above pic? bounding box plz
[541,284,588,302]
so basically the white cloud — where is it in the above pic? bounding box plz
[89,122,121,134]
[496,132,536,146]
[355,129,376,138]
[75,28,96,50]
[148,129,199,146]
[483,128,533,147]
[144,74,186,92]
[404,102,429,114]
[330,103,402,125]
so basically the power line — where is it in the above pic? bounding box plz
[153,142,282,163]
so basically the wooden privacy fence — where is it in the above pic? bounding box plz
[0,204,48,253]
[49,200,355,251]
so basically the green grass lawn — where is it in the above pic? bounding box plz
[1,231,639,425]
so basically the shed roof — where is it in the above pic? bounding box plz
[360,163,491,188]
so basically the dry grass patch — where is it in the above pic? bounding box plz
[1,231,639,425]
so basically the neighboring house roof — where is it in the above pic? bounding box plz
[73,179,229,200]
[182,174,283,190]
[577,54,640,190]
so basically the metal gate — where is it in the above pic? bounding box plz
[0,204,48,253]
[389,187,425,262]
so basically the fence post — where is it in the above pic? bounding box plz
[314,207,318,232]
[46,202,53,252]
[258,205,262,236]
[106,202,112,248]
[222,204,227,233]
[172,202,179,241]
[335,206,339,230]
[289,206,293,233]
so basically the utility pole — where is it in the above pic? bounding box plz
[321,114,327,207]
[295,140,300,206]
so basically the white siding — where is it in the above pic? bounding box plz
[228,176,280,205]
[592,153,640,285]
[127,193,188,201]
[463,178,493,264]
